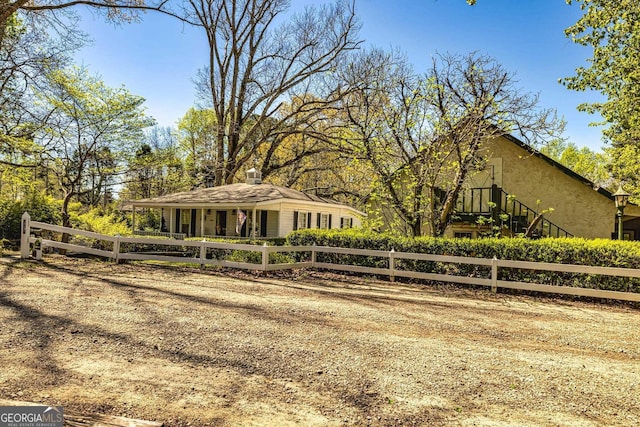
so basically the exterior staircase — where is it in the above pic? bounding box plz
[455,185,573,238]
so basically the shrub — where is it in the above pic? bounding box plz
[287,229,640,294]
[74,207,130,236]
[0,193,62,248]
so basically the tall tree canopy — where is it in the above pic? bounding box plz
[36,66,153,228]
[562,0,640,194]
[563,0,640,148]
[0,12,84,168]
[340,51,562,237]
[188,0,361,186]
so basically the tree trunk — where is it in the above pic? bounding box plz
[61,192,73,245]
[411,217,422,237]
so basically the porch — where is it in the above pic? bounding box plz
[132,207,279,239]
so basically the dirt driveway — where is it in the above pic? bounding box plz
[0,255,639,426]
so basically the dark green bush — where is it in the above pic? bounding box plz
[287,229,640,294]
[0,194,62,247]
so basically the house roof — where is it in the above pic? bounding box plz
[502,133,615,200]
[131,182,351,207]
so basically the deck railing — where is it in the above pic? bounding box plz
[456,186,573,237]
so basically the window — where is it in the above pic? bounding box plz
[319,213,329,229]
[181,209,190,224]
[299,211,308,229]
[294,211,311,230]
[454,232,473,239]
[340,217,353,228]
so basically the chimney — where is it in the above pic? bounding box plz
[246,168,262,185]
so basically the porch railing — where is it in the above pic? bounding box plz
[134,230,186,240]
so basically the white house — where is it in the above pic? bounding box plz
[129,169,365,239]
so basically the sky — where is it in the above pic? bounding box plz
[74,0,606,151]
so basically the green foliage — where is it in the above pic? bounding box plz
[563,0,640,150]
[342,50,562,237]
[121,127,189,202]
[73,207,130,236]
[288,229,640,294]
[37,66,154,225]
[0,192,61,244]
[540,139,612,188]
[177,108,217,188]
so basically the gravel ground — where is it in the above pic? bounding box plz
[0,254,639,426]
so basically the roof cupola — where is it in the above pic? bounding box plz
[246,167,262,185]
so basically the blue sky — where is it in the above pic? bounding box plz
[74,0,605,151]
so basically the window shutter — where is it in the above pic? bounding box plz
[340,217,344,228]
[307,212,312,229]
[260,211,268,237]
[328,214,332,229]
[293,211,298,231]
[317,213,321,228]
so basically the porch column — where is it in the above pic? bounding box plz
[251,207,257,239]
[169,208,174,234]
[200,208,205,237]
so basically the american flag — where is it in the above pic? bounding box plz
[236,209,247,234]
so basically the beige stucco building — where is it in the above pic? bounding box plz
[448,134,640,240]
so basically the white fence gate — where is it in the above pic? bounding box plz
[19,212,640,302]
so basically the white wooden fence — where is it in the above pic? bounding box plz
[19,212,640,302]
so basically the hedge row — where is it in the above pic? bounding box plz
[286,229,640,294]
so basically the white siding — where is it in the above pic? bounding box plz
[278,202,362,237]
[266,211,279,238]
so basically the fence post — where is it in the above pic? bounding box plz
[262,243,268,272]
[200,239,207,268]
[389,248,395,282]
[491,256,498,293]
[35,240,43,260]
[113,234,121,263]
[20,212,31,259]
[311,243,317,268]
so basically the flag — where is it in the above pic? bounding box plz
[236,209,247,234]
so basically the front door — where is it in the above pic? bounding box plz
[190,209,197,237]
[216,211,227,236]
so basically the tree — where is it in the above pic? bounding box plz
[123,125,188,201]
[562,0,640,150]
[340,50,562,237]
[176,107,217,188]
[0,0,187,48]
[540,139,612,189]
[0,12,84,170]
[36,66,153,230]
[1,0,189,175]
[188,0,361,186]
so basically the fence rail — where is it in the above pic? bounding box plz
[19,213,640,302]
